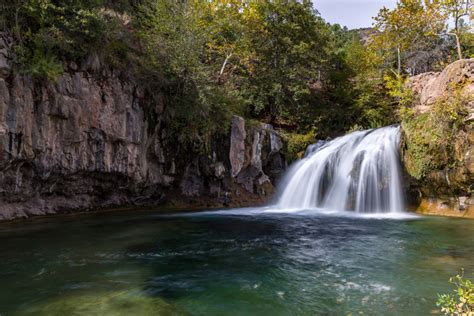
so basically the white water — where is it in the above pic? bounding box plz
[276,126,405,214]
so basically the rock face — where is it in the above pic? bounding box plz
[407,58,474,114]
[0,34,11,78]
[229,116,246,177]
[403,58,474,218]
[233,121,285,196]
[0,43,286,220]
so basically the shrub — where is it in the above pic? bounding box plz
[20,50,63,80]
[351,78,398,130]
[282,128,318,162]
[436,269,474,315]
[6,0,127,79]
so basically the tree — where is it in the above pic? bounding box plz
[441,0,473,59]
[198,0,248,83]
[238,0,329,124]
[370,0,448,74]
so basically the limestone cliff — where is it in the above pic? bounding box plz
[0,35,286,220]
[402,58,473,218]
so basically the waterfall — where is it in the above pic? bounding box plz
[277,126,404,213]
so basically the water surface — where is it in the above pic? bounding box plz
[0,208,473,315]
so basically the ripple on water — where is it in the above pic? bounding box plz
[0,208,472,316]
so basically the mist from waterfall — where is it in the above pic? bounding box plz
[277,126,404,213]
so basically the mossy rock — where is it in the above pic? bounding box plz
[19,291,188,316]
[400,89,473,197]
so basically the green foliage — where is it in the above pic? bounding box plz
[401,91,469,179]
[321,26,401,133]
[384,71,414,107]
[369,0,474,74]
[2,0,130,79]
[370,0,448,74]
[130,0,334,145]
[18,48,63,80]
[460,26,474,58]
[131,0,246,148]
[282,129,318,162]
[4,0,466,156]
[165,82,245,149]
[440,0,473,59]
[1,0,408,145]
[351,79,394,129]
[437,269,474,315]
[237,1,329,125]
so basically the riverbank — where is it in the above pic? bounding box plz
[415,198,474,219]
[0,193,273,223]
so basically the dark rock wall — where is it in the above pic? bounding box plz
[0,37,286,220]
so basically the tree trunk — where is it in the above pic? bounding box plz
[453,9,463,60]
[447,32,463,60]
[454,33,463,60]
[397,45,401,75]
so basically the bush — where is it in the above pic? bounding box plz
[437,269,474,315]
[350,77,398,130]
[5,0,129,79]
[20,50,63,80]
[282,129,318,162]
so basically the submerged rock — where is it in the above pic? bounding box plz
[20,291,187,316]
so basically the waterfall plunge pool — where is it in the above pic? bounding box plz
[1,208,473,315]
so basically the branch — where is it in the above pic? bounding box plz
[218,52,233,83]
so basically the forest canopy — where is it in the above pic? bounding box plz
[0,0,472,143]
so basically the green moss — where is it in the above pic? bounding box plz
[401,91,470,180]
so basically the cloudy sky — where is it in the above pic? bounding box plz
[312,0,397,29]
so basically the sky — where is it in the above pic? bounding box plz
[312,0,397,30]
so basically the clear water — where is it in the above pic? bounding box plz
[1,208,473,315]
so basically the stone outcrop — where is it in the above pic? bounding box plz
[0,40,286,220]
[232,120,285,196]
[403,58,474,218]
[229,116,246,177]
[407,58,474,115]
[0,34,11,78]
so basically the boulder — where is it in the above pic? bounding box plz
[407,58,474,113]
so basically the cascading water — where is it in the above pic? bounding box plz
[277,126,404,213]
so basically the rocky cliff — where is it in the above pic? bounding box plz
[0,36,286,221]
[402,58,473,218]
